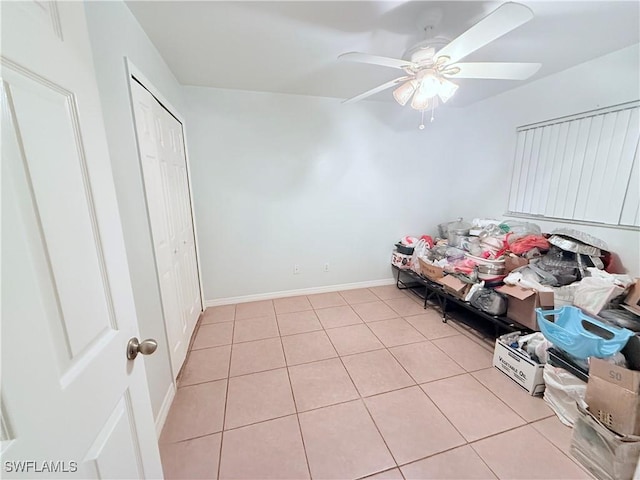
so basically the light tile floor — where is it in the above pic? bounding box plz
[160,287,593,480]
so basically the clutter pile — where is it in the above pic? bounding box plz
[392,217,640,480]
[491,312,639,479]
[392,217,638,331]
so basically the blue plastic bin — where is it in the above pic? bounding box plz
[536,306,633,359]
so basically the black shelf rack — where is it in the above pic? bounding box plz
[392,265,525,337]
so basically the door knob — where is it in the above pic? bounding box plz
[127,337,158,360]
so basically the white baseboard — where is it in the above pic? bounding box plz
[155,382,176,438]
[204,277,396,307]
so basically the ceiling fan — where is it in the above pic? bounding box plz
[338,2,541,124]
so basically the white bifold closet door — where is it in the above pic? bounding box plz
[130,80,201,377]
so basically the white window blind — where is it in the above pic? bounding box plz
[507,101,640,228]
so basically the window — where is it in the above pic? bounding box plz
[507,101,639,228]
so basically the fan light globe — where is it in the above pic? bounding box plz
[438,78,459,103]
[393,80,417,106]
[410,89,430,111]
[417,71,440,99]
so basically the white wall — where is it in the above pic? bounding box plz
[449,43,640,276]
[84,1,184,420]
[186,44,640,303]
[184,87,461,301]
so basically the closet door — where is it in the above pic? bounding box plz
[130,80,201,377]
[159,105,201,335]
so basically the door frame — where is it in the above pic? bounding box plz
[124,58,205,377]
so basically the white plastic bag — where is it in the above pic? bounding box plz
[573,277,626,315]
[543,364,587,426]
[410,239,430,274]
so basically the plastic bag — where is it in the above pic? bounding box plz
[552,283,580,308]
[509,235,550,255]
[573,277,626,315]
[543,364,587,426]
[410,239,431,274]
[469,288,508,316]
[500,220,542,237]
[503,266,555,292]
[517,332,552,363]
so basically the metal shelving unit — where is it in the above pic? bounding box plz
[392,265,525,336]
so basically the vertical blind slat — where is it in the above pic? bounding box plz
[583,112,617,222]
[522,128,543,213]
[606,110,639,223]
[537,124,561,216]
[620,145,640,226]
[573,114,605,221]
[530,127,550,215]
[508,131,527,212]
[515,130,534,213]
[545,122,570,216]
[599,110,633,224]
[564,118,591,219]
[553,121,580,218]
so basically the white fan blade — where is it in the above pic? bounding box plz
[436,2,534,65]
[342,76,411,104]
[338,52,415,70]
[451,62,541,80]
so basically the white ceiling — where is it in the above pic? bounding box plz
[126,1,640,107]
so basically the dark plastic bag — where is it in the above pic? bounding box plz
[470,288,508,316]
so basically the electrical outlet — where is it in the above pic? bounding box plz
[324,263,330,272]
[294,264,300,275]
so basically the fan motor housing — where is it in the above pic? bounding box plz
[403,36,450,62]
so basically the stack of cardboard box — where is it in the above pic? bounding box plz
[570,335,640,480]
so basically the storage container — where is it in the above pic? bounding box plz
[418,257,444,280]
[391,251,412,269]
[536,306,634,359]
[394,243,415,255]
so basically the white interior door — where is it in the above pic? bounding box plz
[1,2,162,478]
[130,80,201,377]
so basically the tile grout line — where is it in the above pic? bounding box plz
[354,466,406,480]
[216,305,236,480]
[327,334,402,474]
[467,371,532,426]
[528,420,596,477]
[320,291,407,475]
[324,290,425,479]
[371,341,473,454]
[359,305,485,460]
[273,303,314,480]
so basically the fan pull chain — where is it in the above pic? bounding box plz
[419,109,425,130]
[431,96,438,123]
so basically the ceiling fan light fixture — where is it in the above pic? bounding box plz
[438,78,458,103]
[417,70,440,99]
[392,80,417,106]
[410,89,430,111]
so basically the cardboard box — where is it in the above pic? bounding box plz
[505,255,529,273]
[418,257,444,281]
[391,251,412,269]
[585,357,640,436]
[497,285,554,331]
[493,337,545,395]
[436,275,471,299]
[571,404,640,480]
[623,278,640,316]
